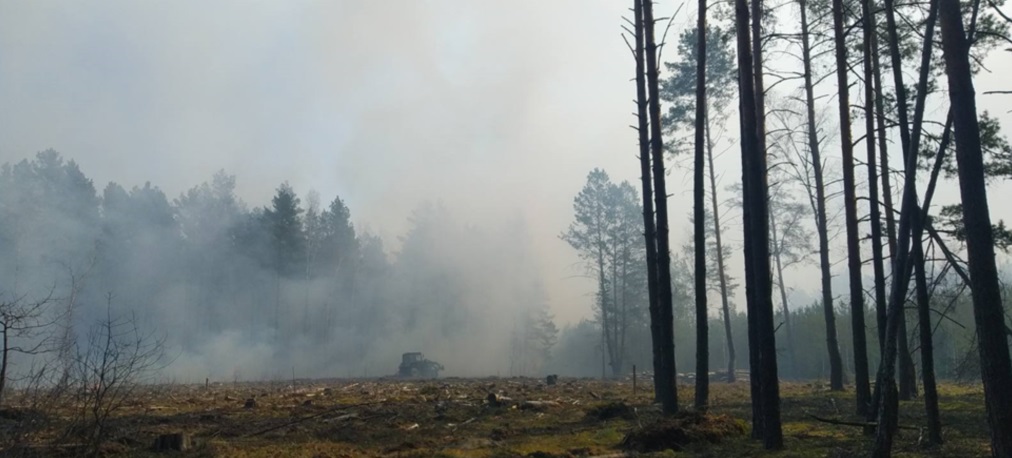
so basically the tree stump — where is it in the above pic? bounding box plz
[153,433,191,451]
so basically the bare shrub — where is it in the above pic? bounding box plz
[64,298,166,457]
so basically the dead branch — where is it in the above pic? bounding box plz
[807,413,919,430]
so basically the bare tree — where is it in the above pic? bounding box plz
[630,0,664,403]
[0,290,63,404]
[797,0,845,391]
[68,296,166,457]
[767,184,814,378]
[642,0,679,415]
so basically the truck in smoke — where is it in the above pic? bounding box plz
[398,352,444,378]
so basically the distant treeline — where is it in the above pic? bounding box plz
[0,150,557,380]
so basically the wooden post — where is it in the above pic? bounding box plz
[633,365,637,396]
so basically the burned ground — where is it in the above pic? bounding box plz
[0,378,994,457]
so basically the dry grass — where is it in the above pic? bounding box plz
[0,378,994,457]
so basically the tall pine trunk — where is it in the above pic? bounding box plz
[862,0,887,356]
[873,0,942,446]
[938,0,1012,452]
[798,0,845,391]
[633,0,663,402]
[865,0,917,401]
[877,0,922,403]
[693,0,710,412]
[906,0,942,444]
[643,0,679,415]
[735,0,760,440]
[831,0,871,415]
[736,0,783,447]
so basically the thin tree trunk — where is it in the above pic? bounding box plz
[905,0,943,444]
[597,247,615,378]
[771,209,796,378]
[873,0,942,445]
[693,0,709,412]
[875,0,944,434]
[611,244,622,376]
[912,235,942,445]
[620,247,630,377]
[883,0,926,407]
[862,0,887,356]
[798,0,845,391]
[643,0,679,414]
[632,0,663,403]
[867,0,917,402]
[706,114,735,383]
[0,326,8,404]
[938,0,1012,452]
[831,0,871,415]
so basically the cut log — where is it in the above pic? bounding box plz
[152,433,191,452]
[520,400,559,411]
[486,393,513,407]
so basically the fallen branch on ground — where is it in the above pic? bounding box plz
[806,413,920,431]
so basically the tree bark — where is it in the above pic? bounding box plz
[643,0,679,415]
[737,0,783,448]
[740,3,760,440]
[939,0,1012,452]
[632,0,663,403]
[862,0,887,357]
[693,0,709,412]
[831,0,871,416]
[798,0,845,391]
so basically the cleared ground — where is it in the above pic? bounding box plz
[1,377,994,457]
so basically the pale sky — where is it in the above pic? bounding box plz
[2,1,1010,325]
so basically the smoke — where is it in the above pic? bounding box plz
[3,1,1012,382]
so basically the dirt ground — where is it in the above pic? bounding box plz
[0,376,995,457]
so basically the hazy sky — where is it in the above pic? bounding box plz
[2,0,1011,326]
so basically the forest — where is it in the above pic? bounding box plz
[1,0,1012,456]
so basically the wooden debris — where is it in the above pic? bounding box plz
[807,413,919,431]
[152,433,191,452]
[486,393,513,407]
[520,400,560,411]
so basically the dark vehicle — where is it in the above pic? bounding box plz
[398,352,444,378]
